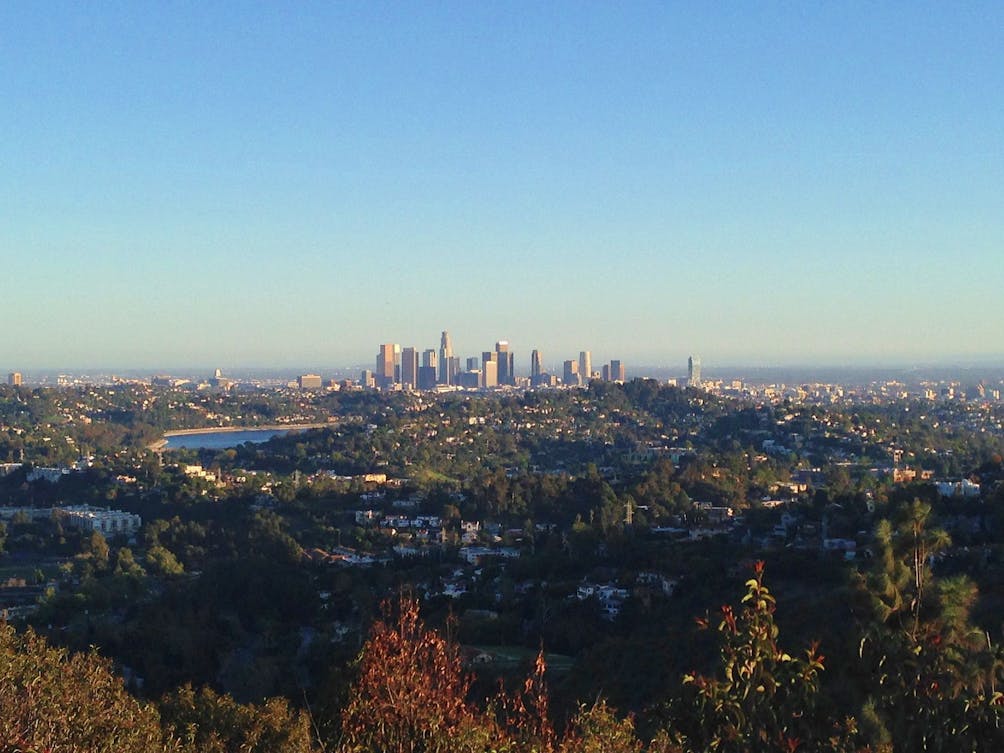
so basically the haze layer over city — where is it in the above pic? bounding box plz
[3,4,1002,372]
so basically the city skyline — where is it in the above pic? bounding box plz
[5,331,1004,375]
[367,331,623,389]
[3,4,1002,369]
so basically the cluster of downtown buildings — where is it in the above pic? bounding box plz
[357,331,658,391]
[5,348,709,394]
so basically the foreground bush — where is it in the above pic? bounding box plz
[0,622,166,753]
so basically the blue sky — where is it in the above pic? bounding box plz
[2,3,1002,371]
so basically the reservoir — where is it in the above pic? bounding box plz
[162,428,296,450]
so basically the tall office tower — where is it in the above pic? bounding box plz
[602,364,611,381]
[466,356,480,372]
[688,356,702,387]
[438,331,453,384]
[420,350,438,391]
[446,356,461,384]
[376,343,396,388]
[8,372,22,387]
[495,340,514,385]
[401,347,419,388]
[418,365,438,390]
[578,351,591,385]
[482,350,498,387]
[482,358,498,388]
[298,374,323,390]
[458,369,481,389]
[360,369,375,389]
[610,360,625,382]
[530,350,543,384]
[563,360,580,386]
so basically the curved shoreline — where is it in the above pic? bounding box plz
[149,422,332,451]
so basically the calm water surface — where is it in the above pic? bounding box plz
[163,429,294,450]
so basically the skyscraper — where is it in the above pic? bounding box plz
[688,356,701,387]
[7,372,22,387]
[531,350,543,384]
[439,331,454,385]
[610,360,625,382]
[563,360,580,386]
[298,374,322,389]
[376,344,395,388]
[418,366,437,390]
[578,351,591,385]
[420,349,438,390]
[495,340,514,385]
[401,347,419,388]
[481,355,497,385]
[482,351,497,387]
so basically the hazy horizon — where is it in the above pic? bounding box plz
[10,357,1004,387]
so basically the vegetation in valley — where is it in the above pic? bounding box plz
[2,378,1004,750]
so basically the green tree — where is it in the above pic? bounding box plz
[672,562,856,753]
[160,684,317,753]
[146,544,185,575]
[115,546,146,577]
[557,700,643,753]
[0,623,167,753]
[854,499,1004,751]
[86,529,111,569]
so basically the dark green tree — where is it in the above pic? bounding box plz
[672,562,857,753]
[854,499,1004,751]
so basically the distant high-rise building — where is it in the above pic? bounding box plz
[421,351,441,391]
[446,356,460,384]
[7,372,22,387]
[495,340,514,385]
[602,364,611,382]
[418,365,438,390]
[531,350,543,384]
[376,344,396,388]
[210,369,235,390]
[401,347,419,388]
[439,331,454,384]
[610,360,625,382]
[466,356,480,372]
[298,374,323,390]
[360,369,375,389]
[563,360,580,386]
[688,356,702,387]
[458,369,481,389]
[482,358,498,388]
[578,351,591,385]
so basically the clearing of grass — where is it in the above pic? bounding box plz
[470,645,575,673]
